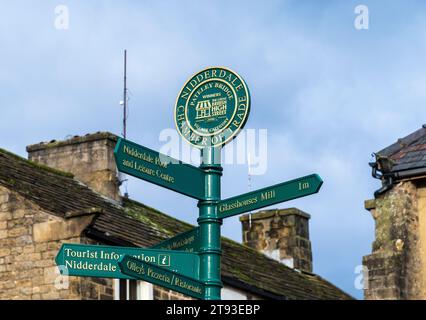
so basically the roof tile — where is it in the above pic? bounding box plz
[377,127,426,174]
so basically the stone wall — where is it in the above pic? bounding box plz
[0,185,113,300]
[240,208,312,273]
[363,180,426,299]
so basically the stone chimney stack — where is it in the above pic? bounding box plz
[26,132,121,201]
[240,208,313,273]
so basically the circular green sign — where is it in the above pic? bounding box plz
[175,67,250,148]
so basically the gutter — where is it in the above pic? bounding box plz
[370,154,426,196]
[394,167,426,180]
[369,155,394,197]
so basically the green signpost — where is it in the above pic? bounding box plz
[218,174,323,219]
[119,254,206,300]
[55,66,323,300]
[114,138,205,200]
[56,243,200,279]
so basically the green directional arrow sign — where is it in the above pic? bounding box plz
[119,254,206,300]
[114,138,205,200]
[152,227,200,252]
[218,174,323,219]
[55,243,200,279]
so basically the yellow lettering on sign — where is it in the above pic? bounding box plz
[123,159,134,169]
[260,190,276,201]
[219,197,258,213]
[174,277,203,294]
[156,170,175,184]
[147,267,172,283]
[298,182,310,190]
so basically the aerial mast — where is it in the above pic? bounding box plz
[120,50,129,198]
[123,49,127,139]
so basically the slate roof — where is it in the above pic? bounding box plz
[0,147,352,300]
[377,125,426,173]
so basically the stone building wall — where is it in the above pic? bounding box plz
[0,185,113,300]
[363,180,426,299]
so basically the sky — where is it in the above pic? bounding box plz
[2,0,426,299]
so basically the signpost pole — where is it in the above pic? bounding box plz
[198,146,222,300]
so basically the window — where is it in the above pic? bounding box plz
[114,279,153,300]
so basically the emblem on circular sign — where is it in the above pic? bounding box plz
[175,67,250,148]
